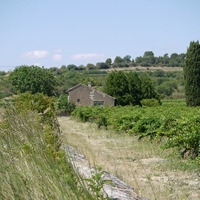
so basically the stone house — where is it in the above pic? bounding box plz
[66,83,116,106]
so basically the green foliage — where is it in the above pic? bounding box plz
[114,56,124,64]
[57,94,76,116]
[105,71,130,106]
[123,55,131,63]
[96,62,110,69]
[163,116,200,159]
[112,56,129,68]
[0,71,6,75]
[67,64,78,70]
[72,101,200,163]
[9,65,57,96]
[105,58,112,66]
[87,63,96,70]
[0,91,12,99]
[85,166,113,199]
[184,40,200,106]
[105,71,160,106]
[141,98,161,107]
[72,106,94,122]
[135,51,185,67]
[140,74,160,102]
[14,92,56,127]
[0,75,14,97]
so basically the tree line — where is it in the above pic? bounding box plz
[55,51,185,72]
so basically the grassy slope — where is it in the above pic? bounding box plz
[0,108,94,200]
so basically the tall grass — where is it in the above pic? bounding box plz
[0,105,94,200]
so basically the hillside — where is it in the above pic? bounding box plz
[104,66,183,72]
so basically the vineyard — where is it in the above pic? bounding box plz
[72,100,200,164]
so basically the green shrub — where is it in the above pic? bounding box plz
[72,103,200,163]
[57,94,76,116]
[14,92,56,127]
[141,98,161,107]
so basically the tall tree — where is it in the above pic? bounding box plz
[123,55,131,63]
[184,40,200,106]
[140,74,160,102]
[114,56,124,64]
[105,71,159,106]
[104,71,129,106]
[143,51,155,65]
[127,72,142,106]
[9,65,57,96]
[105,58,112,66]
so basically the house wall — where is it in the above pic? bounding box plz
[68,84,115,106]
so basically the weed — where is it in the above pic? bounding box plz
[85,166,113,199]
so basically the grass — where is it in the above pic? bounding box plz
[59,116,200,200]
[0,106,95,200]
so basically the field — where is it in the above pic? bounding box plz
[59,101,200,200]
[104,66,183,72]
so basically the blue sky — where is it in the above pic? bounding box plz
[0,0,199,71]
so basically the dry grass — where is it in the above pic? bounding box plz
[0,109,94,200]
[59,116,200,200]
[102,66,183,73]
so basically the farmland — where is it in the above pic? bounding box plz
[59,100,200,199]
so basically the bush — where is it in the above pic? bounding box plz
[14,92,56,127]
[141,98,161,107]
[57,94,76,116]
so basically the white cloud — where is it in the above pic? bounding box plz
[54,48,62,53]
[71,53,105,60]
[33,63,42,67]
[52,54,62,61]
[22,50,49,59]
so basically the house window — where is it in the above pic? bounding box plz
[93,101,104,106]
[77,99,80,103]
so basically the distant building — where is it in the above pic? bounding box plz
[66,83,116,106]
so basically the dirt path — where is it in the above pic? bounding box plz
[58,117,200,200]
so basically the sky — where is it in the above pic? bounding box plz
[0,0,200,71]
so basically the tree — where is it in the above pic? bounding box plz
[143,51,154,58]
[9,65,57,96]
[67,64,77,70]
[86,63,96,70]
[105,58,112,66]
[143,51,155,66]
[140,74,160,102]
[135,56,143,65]
[163,53,169,65]
[123,55,131,63]
[184,40,200,106]
[114,56,124,64]
[96,62,109,69]
[104,71,129,106]
[127,72,142,106]
[105,71,160,106]
[169,53,179,66]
